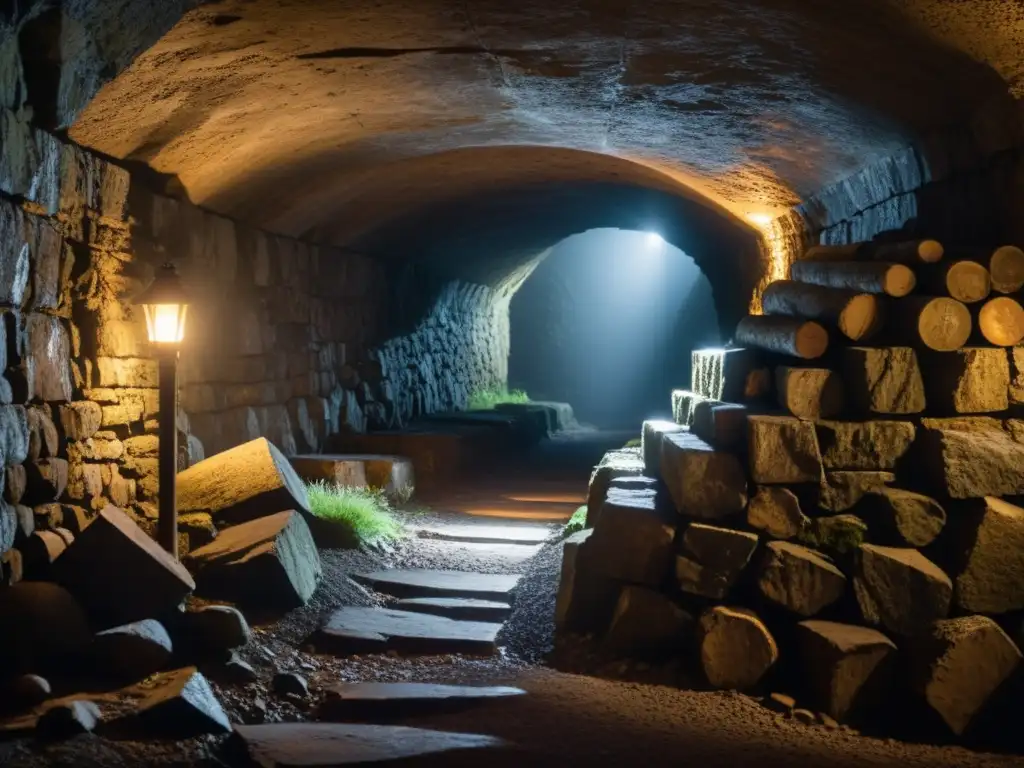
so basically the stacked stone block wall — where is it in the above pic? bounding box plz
[0,108,512,566]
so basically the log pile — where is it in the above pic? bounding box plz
[556,237,1024,744]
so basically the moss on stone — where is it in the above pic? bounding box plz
[799,514,868,555]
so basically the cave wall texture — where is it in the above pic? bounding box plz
[0,0,1022,553]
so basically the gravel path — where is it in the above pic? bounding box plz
[5,431,1024,767]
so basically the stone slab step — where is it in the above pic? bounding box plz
[394,597,513,622]
[415,524,553,545]
[314,607,503,656]
[232,722,507,766]
[353,569,521,602]
[316,682,525,721]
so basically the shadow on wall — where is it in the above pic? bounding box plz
[509,229,720,430]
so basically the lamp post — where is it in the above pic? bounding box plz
[132,263,189,558]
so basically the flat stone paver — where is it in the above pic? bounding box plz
[395,597,513,622]
[315,607,504,655]
[233,722,507,766]
[353,569,521,602]
[317,682,526,720]
[416,524,553,545]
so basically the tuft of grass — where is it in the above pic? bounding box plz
[306,481,404,547]
[563,505,588,538]
[623,437,642,448]
[467,386,531,411]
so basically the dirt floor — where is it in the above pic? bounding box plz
[3,430,1024,767]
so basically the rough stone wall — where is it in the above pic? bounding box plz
[792,98,1024,250]
[0,108,511,563]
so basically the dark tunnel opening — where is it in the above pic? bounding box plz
[508,228,721,429]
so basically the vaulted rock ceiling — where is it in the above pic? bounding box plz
[66,0,1022,247]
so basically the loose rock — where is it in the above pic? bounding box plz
[5,674,51,711]
[203,653,259,686]
[587,488,675,587]
[676,523,759,599]
[179,605,252,655]
[35,700,100,741]
[854,544,952,636]
[757,541,847,617]
[860,488,946,547]
[135,667,232,738]
[698,606,778,690]
[0,582,91,678]
[272,671,310,699]
[177,437,311,525]
[92,619,173,684]
[52,505,195,628]
[796,620,897,721]
[911,616,1022,736]
[184,510,322,614]
[747,486,808,539]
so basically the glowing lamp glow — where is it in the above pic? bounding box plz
[134,263,189,345]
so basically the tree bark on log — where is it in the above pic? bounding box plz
[761,280,883,342]
[790,261,916,297]
[735,316,828,360]
[918,260,991,304]
[976,296,1024,347]
[802,240,943,264]
[887,296,972,352]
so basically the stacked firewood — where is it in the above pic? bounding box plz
[736,239,1024,357]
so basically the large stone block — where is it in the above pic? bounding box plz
[554,529,591,630]
[816,420,915,470]
[588,488,675,587]
[559,531,620,634]
[796,620,897,722]
[954,496,1024,614]
[661,431,747,518]
[917,417,1024,498]
[671,389,718,427]
[676,523,758,599]
[691,347,770,402]
[818,471,895,512]
[859,488,946,547]
[184,510,321,614]
[911,616,1021,736]
[757,541,847,617]
[0,199,28,307]
[586,448,644,527]
[747,486,807,539]
[0,404,28,467]
[52,505,195,628]
[690,401,747,451]
[24,314,71,403]
[177,437,311,525]
[854,544,952,636]
[775,367,844,419]
[923,348,1009,414]
[843,347,925,415]
[57,401,102,441]
[747,415,822,484]
[0,582,91,678]
[641,419,684,478]
[24,214,66,312]
[603,586,692,659]
[94,357,159,389]
[698,606,778,690]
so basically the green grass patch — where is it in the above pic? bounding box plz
[467,386,531,411]
[563,505,588,537]
[623,437,642,448]
[306,481,404,547]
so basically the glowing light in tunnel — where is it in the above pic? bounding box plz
[645,232,665,248]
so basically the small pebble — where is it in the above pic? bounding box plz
[205,653,258,686]
[793,708,818,725]
[820,713,839,730]
[272,671,309,699]
[764,692,795,713]
[35,701,100,742]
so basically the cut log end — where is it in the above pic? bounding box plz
[883,265,916,298]
[978,296,1024,347]
[736,316,828,360]
[839,294,884,342]
[917,297,972,352]
[918,239,944,263]
[989,245,1024,295]
[944,261,991,304]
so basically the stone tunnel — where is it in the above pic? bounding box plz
[1,0,1024,764]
